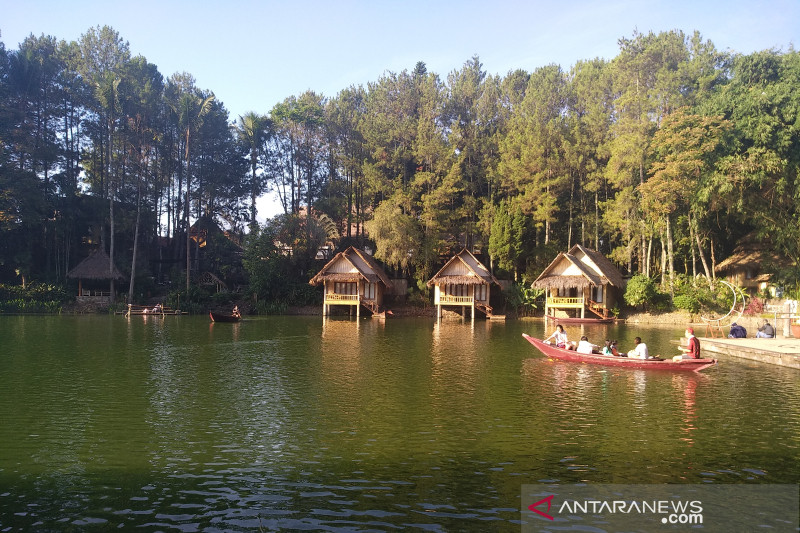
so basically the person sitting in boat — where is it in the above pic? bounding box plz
[610,340,625,357]
[673,328,701,361]
[627,337,651,359]
[576,335,594,354]
[544,324,570,349]
[728,322,747,338]
[756,319,775,338]
[232,305,241,319]
[601,340,613,356]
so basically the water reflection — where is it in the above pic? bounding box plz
[0,316,798,531]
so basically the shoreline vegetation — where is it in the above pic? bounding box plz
[2,28,799,326]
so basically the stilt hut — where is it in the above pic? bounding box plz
[533,244,624,320]
[427,249,499,319]
[309,247,393,317]
[67,248,126,305]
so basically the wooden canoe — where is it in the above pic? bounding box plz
[209,312,240,323]
[548,316,616,324]
[522,334,716,372]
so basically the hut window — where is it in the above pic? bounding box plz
[365,283,376,300]
[592,286,603,303]
[335,282,357,295]
[476,284,487,301]
[447,284,467,297]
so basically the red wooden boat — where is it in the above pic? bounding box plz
[548,316,616,324]
[209,312,240,323]
[522,334,716,372]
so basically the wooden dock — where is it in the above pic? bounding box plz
[699,337,800,369]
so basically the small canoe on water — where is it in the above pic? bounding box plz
[209,312,240,323]
[548,316,616,324]
[522,334,717,372]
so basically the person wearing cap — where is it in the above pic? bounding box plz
[674,327,701,360]
[728,322,747,338]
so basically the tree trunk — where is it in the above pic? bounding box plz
[666,213,675,290]
[128,169,143,303]
[693,222,713,288]
[660,228,667,287]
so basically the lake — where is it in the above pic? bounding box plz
[0,315,798,531]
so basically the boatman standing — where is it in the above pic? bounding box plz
[674,328,701,361]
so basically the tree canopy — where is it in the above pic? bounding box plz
[1,26,798,301]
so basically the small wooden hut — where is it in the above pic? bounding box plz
[533,244,624,320]
[715,235,789,296]
[309,246,393,317]
[427,249,499,319]
[67,248,126,304]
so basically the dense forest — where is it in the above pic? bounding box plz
[1,25,798,308]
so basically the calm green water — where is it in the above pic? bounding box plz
[0,315,798,531]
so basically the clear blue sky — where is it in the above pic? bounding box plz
[2,0,797,219]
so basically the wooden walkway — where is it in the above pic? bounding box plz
[699,337,800,369]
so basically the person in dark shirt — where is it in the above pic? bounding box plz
[728,322,747,338]
[756,320,775,338]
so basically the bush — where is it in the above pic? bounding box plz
[504,283,543,317]
[624,274,659,309]
[673,293,701,313]
[255,300,288,315]
[0,283,68,313]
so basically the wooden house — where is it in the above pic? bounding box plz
[715,236,790,296]
[427,249,500,319]
[67,248,126,304]
[532,244,624,320]
[309,246,393,317]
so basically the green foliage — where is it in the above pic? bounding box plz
[669,275,733,316]
[242,217,324,312]
[624,274,659,309]
[167,286,211,314]
[0,283,69,313]
[1,26,799,303]
[672,293,700,314]
[503,284,544,316]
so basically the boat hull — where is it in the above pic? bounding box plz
[522,334,716,372]
[549,316,615,324]
[209,312,240,323]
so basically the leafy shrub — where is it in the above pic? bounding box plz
[673,293,701,313]
[744,297,764,316]
[504,283,544,317]
[624,274,659,309]
[0,283,68,313]
[255,300,288,315]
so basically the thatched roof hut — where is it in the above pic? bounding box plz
[426,248,499,287]
[715,234,791,293]
[67,248,126,281]
[309,246,393,292]
[533,244,624,290]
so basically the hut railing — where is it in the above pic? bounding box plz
[325,293,360,304]
[439,295,473,305]
[547,296,584,308]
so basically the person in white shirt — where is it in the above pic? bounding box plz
[576,335,594,354]
[544,324,569,349]
[628,337,651,359]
